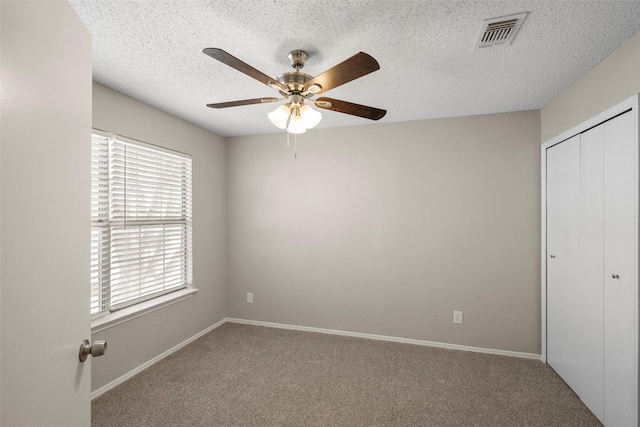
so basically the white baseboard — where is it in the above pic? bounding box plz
[92,317,541,399]
[226,318,541,360]
[91,318,227,399]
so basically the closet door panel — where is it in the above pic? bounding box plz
[603,111,637,427]
[579,125,605,422]
[546,135,582,391]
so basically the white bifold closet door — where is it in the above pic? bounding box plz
[546,134,584,397]
[577,122,604,421]
[602,111,636,427]
[546,110,636,427]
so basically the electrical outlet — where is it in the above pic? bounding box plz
[247,292,253,303]
[453,311,463,324]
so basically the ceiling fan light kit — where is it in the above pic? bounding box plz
[299,104,322,128]
[267,104,291,129]
[286,108,308,134]
[268,100,323,134]
[203,48,386,134]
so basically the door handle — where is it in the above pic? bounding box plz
[79,339,107,362]
[612,274,620,279]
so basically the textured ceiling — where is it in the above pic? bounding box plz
[69,1,640,138]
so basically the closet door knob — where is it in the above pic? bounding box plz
[612,274,620,279]
[550,255,556,259]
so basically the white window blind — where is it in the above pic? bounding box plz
[91,131,192,317]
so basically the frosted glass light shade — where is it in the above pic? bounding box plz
[287,109,307,134]
[299,105,322,129]
[268,104,291,129]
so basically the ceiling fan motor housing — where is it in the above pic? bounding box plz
[277,71,312,94]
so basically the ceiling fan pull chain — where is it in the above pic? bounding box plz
[285,109,293,147]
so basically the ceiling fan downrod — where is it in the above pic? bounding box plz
[276,51,315,98]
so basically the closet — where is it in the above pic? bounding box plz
[542,95,639,427]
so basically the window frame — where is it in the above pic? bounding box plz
[91,129,193,320]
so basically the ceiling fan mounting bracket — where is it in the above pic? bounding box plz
[288,50,308,70]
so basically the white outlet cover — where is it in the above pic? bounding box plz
[247,293,253,303]
[453,311,463,324]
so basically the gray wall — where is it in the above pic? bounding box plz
[227,111,541,354]
[90,83,227,392]
[542,30,640,142]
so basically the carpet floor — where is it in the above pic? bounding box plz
[92,323,602,426]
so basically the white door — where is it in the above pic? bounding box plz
[578,124,604,422]
[603,111,637,427]
[1,2,93,426]
[546,135,583,391]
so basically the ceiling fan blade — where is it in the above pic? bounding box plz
[203,48,289,92]
[303,52,380,94]
[206,97,279,109]
[315,97,386,121]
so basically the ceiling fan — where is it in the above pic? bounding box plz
[203,48,387,134]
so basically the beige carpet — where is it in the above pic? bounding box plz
[92,323,602,426]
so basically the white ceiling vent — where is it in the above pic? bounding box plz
[474,12,528,50]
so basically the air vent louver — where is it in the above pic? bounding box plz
[474,12,528,50]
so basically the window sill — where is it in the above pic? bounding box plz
[91,288,198,333]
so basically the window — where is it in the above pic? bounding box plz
[91,131,192,317]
